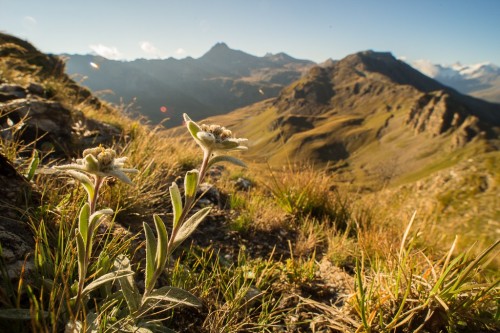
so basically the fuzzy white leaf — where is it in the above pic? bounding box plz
[172,207,211,250]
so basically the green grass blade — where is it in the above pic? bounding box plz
[451,240,499,292]
[25,149,39,181]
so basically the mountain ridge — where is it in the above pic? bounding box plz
[63,44,314,126]
[63,44,500,127]
[194,50,500,187]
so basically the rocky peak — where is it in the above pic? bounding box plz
[319,58,337,68]
[211,42,230,51]
[200,42,247,61]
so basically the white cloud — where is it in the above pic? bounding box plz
[411,59,439,77]
[22,16,37,29]
[89,44,122,60]
[140,41,161,58]
[176,48,186,55]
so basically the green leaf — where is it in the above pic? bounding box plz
[86,208,113,255]
[145,286,202,308]
[84,154,99,172]
[81,270,134,297]
[172,207,211,250]
[208,155,247,169]
[25,149,39,181]
[78,203,90,247]
[220,140,240,149]
[183,113,192,122]
[169,182,183,228]
[88,208,114,234]
[143,222,157,291]
[75,230,86,283]
[184,169,199,201]
[86,312,100,333]
[0,308,48,320]
[137,323,178,333]
[113,255,140,312]
[154,214,169,272]
[65,170,95,202]
[125,327,154,333]
[186,120,202,141]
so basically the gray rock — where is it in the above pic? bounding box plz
[0,153,38,281]
[0,83,26,102]
[27,82,45,97]
[197,183,221,206]
[0,83,27,98]
[3,98,72,137]
[1,97,121,155]
[234,177,253,191]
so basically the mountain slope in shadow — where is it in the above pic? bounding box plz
[63,43,314,126]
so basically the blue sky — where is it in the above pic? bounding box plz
[1,0,499,65]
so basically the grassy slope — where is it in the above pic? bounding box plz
[195,57,500,264]
[1,34,498,332]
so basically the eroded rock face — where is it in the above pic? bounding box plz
[0,84,121,156]
[0,153,38,280]
[406,91,468,136]
[5,98,72,136]
[405,91,495,148]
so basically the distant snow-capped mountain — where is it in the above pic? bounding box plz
[410,60,500,103]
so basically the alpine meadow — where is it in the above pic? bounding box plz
[0,30,499,333]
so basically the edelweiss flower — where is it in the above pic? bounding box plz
[183,114,247,154]
[55,146,138,184]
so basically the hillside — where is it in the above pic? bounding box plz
[188,50,500,248]
[63,44,500,128]
[198,51,500,183]
[1,33,499,333]
[63,43,313,126]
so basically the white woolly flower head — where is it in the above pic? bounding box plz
[55,146,138,184]
[183,114,248,154]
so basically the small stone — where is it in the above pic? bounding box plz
[27,82,45,96]
[0,83,26,98]
[234,177,253,191]
[197,183,221,206]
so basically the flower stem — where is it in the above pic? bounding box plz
[166,149,211,263]
[90,176,104,214]
[198,149,211,185]
[74,175,103,318]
